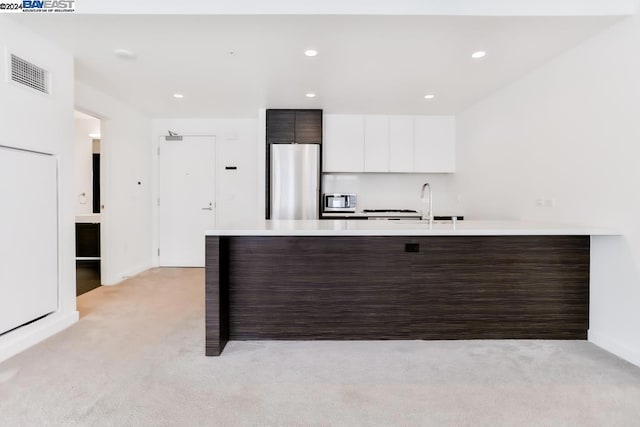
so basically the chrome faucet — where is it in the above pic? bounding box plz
[420,182,433,224]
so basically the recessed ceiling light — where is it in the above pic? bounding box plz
[304,49,318,57]
[306,93,316,98]
[173,93,184,99]
[89,133,101,139]
[471,51,486,59]
[424,94,435,100]
[114,49,136,60]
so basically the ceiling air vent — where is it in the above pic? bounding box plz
[10,54,50,94]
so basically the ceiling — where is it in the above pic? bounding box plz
[11,14,623,117]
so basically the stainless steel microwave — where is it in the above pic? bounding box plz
[323,193,357,212]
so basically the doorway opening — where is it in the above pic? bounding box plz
[74,110,102,296]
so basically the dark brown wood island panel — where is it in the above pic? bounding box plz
[205,237,229,356]
[228,237,412,340]
[410,236,590,339]
[205,235,590,355]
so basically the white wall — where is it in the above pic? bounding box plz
[454,14,640,366]
[151,118,259,264]
[0,17,78,363]
[322,173,459,216]
[76,82,153,285]
[74,117,100,215]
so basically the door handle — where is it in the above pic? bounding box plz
[202,202,213,211]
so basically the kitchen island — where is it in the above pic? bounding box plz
[205,220,616,356]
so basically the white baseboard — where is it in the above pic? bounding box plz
[102,261,153,286]
[0,310,79,364]
[589,330,640,368]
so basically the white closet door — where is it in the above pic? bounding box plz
[0,146,58,335]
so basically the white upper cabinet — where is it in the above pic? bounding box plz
[324,114,454,173]
[324,114,365,172]
[389,116,414,173]
[414,116,455,173]
[364,116,390,172]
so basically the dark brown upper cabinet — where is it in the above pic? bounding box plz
[267,109,322,144]
[294,110,322,144]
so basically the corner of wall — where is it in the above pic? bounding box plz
[0,16,77,363]
[589,330,640,368]
[75,82,154,286]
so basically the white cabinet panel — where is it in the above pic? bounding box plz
[324,114,454,174]
[324,115,365,172]
[216,137,258,227]
[389,116,414,173]
[414,116,456,173]
[364,116,390,172]
[0,147,58,335]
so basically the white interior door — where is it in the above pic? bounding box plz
[159,136,215,267]
[0,146,58,335]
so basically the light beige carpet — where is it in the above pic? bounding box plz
[1,268,639,426]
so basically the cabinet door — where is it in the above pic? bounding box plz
[324,115,365,172]
[414,116,455,173]
[295,110,322,144]
[389,116,414,172]
[364,116,389,172]
[266,110,295,143]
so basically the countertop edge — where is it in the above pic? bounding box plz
[205,229,620,237]
[204,220,622,237]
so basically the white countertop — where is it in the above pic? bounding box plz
[205,220,620,237]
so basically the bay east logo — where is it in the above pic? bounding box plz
[22,0,75,12]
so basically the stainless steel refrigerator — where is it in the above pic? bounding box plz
[270,144,320,220]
